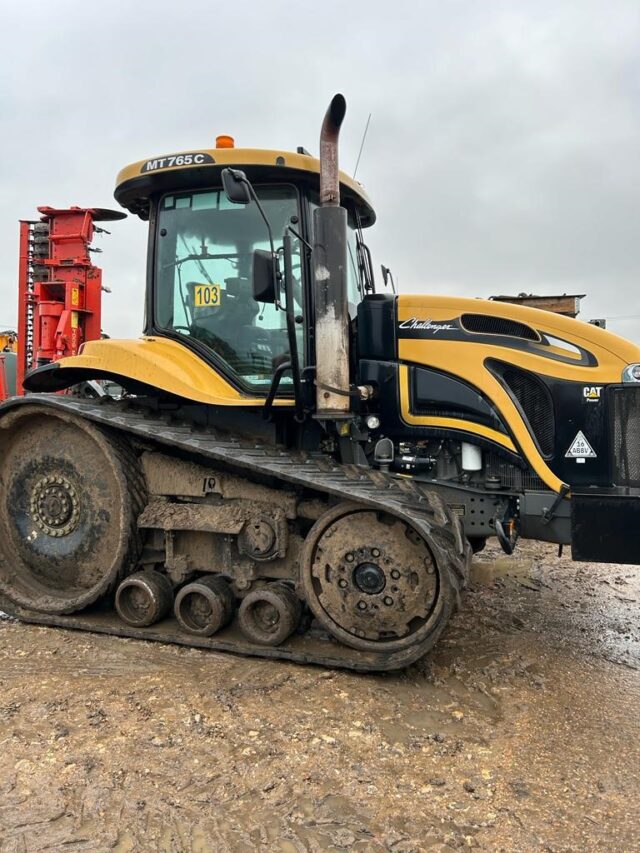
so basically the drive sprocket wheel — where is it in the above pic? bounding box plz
[301,503,456,654]
[0,406,145,614]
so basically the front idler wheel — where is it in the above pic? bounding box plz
[237,583,301,646]
[115,571,173,627]
[174,575,235,637]
[0,406,145,614]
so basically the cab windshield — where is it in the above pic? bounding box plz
[155,186,302,391]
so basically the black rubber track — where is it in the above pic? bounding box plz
[0,395,471,671]
[105,431,148,602]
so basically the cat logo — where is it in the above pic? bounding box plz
[582,385,603,403]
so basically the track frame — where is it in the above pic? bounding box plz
[0,395,471,671]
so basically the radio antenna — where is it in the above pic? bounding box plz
[353,113,372,179]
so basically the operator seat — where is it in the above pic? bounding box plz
[187,278,271,377]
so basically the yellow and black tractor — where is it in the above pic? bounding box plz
[1,95,639,670]
[0,331,17,400]
[0,331,17,353]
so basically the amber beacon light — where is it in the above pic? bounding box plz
[215,135,235,149]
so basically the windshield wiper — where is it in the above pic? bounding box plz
[162,251,238,272]
[181,236,215,288]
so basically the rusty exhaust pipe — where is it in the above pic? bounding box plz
[319,94,347,206]
[314,94,350,417]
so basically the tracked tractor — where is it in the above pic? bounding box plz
[0,332,17,401]
[0,95,638,671]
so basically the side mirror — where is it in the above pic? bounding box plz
[380,264,395,294]
[252,249,277,303]
[221,168,251,204]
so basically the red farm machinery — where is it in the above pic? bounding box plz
[0,206,123,400]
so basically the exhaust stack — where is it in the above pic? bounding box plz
[314,94,350,416]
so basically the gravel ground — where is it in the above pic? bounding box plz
[0,540,638,852]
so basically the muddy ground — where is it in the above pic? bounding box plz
[0,541,638,852]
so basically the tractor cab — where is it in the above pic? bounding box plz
[114,138,376,397]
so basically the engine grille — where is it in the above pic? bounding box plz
[497,365,555,458]
[485,453,547,491]
[461,313,540,341]
[611,387,640,487]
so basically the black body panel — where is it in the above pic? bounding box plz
[548,378,611,486]
[571,490,640,564]
[357,295,397,361]
[410,365,507,433]
[488,360,613,488]
[519,491,571,545]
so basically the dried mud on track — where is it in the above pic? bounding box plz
[0,541,638,852]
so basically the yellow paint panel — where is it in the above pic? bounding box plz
[56,337,292,407]
[397,293,640,374]
[115,147,374,213]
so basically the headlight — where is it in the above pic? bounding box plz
[366,415,381,430]
[622,364,640,382]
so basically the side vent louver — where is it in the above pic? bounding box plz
[461,313,540,341]
[490,362,555,458]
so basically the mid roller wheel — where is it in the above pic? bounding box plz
[115,571,173,627]
[174,575,235,637]
[237,583,302,646]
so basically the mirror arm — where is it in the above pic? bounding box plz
[261,235,304,422]
[244,181,275,254]
[229,170,283,308]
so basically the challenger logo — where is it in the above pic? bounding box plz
[398,317,457,335]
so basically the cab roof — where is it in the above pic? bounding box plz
[114,147,376,226]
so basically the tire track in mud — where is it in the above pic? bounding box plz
[0,622,233,679]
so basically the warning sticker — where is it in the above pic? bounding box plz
[565,430,597,459]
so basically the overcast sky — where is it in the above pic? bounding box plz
[1,0,638,343]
